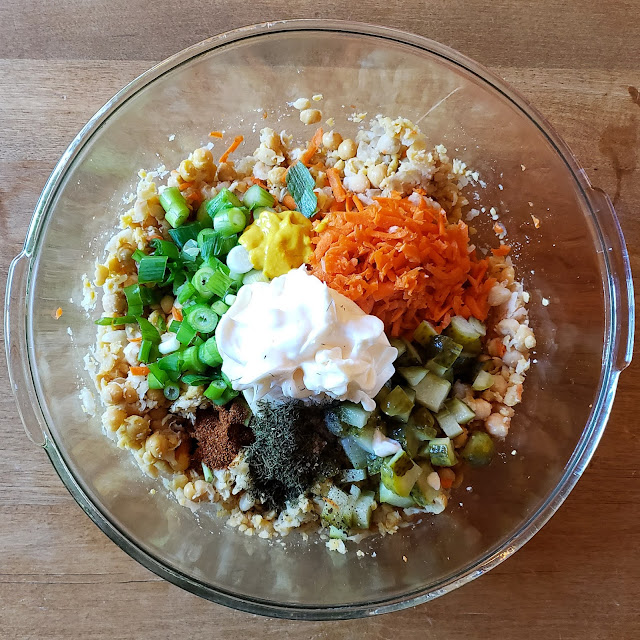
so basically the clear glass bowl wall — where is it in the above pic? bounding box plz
[6,22,633,619]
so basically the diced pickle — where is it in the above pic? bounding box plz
[339,468,368,483]
[380,450,423,497]
[381,386,415,420]
[435,408,464,438]
[340,436,371,469]
[472,370,495,391]
[338,402,371,428]
[366,454,384,475]
[462,431,495,466]
[426,437,457,467]
[398,366,428,387]
[426,335,463,370]
[445,316,483,349]
[389,337,406,359]
[397,339,422,366]
[413,320,438,347]
[352,491,377,528]
[329,525,348,540]
[379,482,416,508]
[408,406,436,431]
[445,398,475,424]
[389,425,420,458]
[414,372,451,412]
[321,485,353,528]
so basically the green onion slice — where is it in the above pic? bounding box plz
[243,184,275,210]
[185,304,218,333]
[137,255,168,284]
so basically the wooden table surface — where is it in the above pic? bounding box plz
[1,2,638,638]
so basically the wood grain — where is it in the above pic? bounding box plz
[1,3,639,638]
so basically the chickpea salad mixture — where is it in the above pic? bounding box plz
[86,101,535,553]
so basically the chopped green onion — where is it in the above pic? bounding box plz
[147,363,169,389]
[243,184,275,210]
[124,283,144,316]
[213,207,248,237]
[181,373,212,386]
[199,232,224,261]
[94,315,137,326]
[201,462,214,483]
[159,187,190,228]
[150,239,180,260]
[182,345,208,374]
[191,266,215,300]
[210,387,238,406]
[138,339,153,363]
[205,270,233,297]
[154,315,167,334]
[206,188,243,220]
[196,200,214,228]
[168,319,181,333]
[131,249,146,262]
[136,317,161,344]
[199,337,222,367]
[210,300,229,316]
[177,282,197,305]
[137,255,168,284]
[185,303,219,333]
[176,319,197,346]
[286,161,317,218]
[157,352,182,381]
[168,222,203,249]
[197,227,219,248]
[204,379,227,401]
[171,268,187,294]
[163,384,180,401]
[181,239,200,263]
[218,235,238,256]
[224,294,237,306]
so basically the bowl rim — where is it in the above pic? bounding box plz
[8,19,634,620]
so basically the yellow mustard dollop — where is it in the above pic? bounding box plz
[239,209,314,279]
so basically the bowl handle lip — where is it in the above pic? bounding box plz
[587,186,635,372]
[4,251,48,446]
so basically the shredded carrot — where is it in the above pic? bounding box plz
[178,181,193,192]
[491,244,511,256]
[282,193,298,210]
[300,127,323,166]
[130,366,150,376]
[326,167,347,202]
[493,222,505,235]
[250,177,268,188]
[438,468,455,489]
[308,193,495,337]
[129,336,142,343]
[218,135,244,164]
[171,307,183,322]
[148,233,163,241]
[55,307,63,319]
[209,130,224,138]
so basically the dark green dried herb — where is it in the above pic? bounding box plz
[245,401,344,510]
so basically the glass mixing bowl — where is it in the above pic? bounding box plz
[5,20,634,619]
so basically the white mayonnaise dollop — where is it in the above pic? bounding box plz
[216,268,396,410]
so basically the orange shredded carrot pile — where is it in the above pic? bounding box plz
[308,194,496,337]
[209,130,224,138]
[300,127,323,166]
[282,193,297,210]
[218,135,244,163]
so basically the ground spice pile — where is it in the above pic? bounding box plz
[245,401,344,511]
[189,400,254,470]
